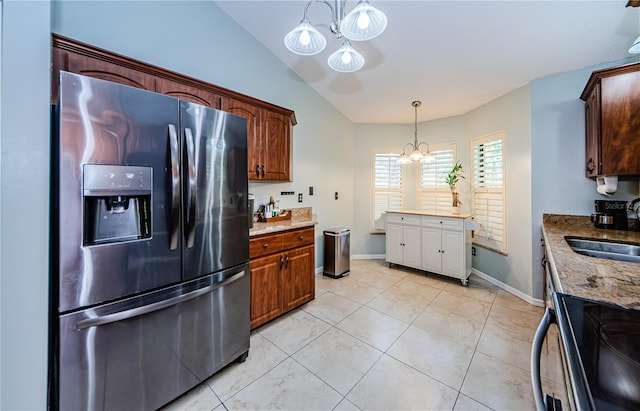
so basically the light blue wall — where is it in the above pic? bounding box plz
[465,85,533,296]
[52,0,355,270]
[530,56,640,299]
[0,1,52,410]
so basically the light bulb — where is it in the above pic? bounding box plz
[299,30,310,46]
[357,11,370,29]
[341,51,352,64]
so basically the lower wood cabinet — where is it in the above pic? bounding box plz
[249,227,315,329]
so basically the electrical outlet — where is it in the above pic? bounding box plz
[309,186,314,195]
[280,191,295,195]
[335,192,339,200]
[298,193,303,203]
[472,246,476,256]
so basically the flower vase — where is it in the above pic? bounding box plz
[451,192,461,214]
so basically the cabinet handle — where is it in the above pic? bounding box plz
[586,157,595,174]
[263,243,269,249]
[280,255,284,270]
[261,165,265,177]
[255,164,260,177]
[299,235,304,240]
[285,255,289,268]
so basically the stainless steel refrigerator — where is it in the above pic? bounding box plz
[51,71,250,410]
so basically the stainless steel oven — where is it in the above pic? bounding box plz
[533,255,640,410]
[531,260,587,411]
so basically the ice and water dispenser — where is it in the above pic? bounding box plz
[83,164,153,246]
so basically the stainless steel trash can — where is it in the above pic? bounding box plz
[323,227,350,278]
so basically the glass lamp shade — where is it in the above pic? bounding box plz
[341,0,388,41]
[397,154,412,165]
[408,149,424,162]
[284,18,326,56]
[327,40,365,72]
[630,35,640,54]
[419,152,435,164]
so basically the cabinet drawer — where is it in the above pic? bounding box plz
[282,227,315,250]
[421,216,464,230]
[387,213,421,225]
[250,234,284,258]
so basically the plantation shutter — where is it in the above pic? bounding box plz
[419,144,457,213]
[472,132,506,252]
[372,150,405,227]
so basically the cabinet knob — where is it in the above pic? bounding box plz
[263,243,269,249]
[261,165,265,177]
[299,235,304,240]
[255,165,260,177]
[586,157,595,174]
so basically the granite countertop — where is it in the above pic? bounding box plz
[250,207,318,237]
[386,209,473,219]
[542,214,640,309]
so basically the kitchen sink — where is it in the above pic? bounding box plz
[565,236,640,263]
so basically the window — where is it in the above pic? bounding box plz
[471,131,507,254]
[371,148,406,228]
[417,143,457,213]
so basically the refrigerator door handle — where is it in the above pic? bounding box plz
[168,124,181,250]
[184,127,197,248]
[75,270,246,330]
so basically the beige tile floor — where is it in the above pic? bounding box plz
[162,259,562,411]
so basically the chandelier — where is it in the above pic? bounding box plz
[397,101,435,165]
[284,0,388,73]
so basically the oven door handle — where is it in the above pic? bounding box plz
[531,306,556,411]
[75,270,245,330]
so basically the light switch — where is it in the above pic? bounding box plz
[335,192,339,200]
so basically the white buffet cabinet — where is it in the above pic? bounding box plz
[385,211,473,286]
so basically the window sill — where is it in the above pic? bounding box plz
[472,241,508,256]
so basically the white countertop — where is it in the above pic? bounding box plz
[386,210,473,219]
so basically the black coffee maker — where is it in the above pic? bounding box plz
[591,200,628,230]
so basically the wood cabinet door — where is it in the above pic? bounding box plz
[441,230,464,278]
[250,254,283,329]
[155,77,220,108]
[584,85,601,177]
[221,98,262,180]
[421,227,442,273]
[600,72,640,175]
[64,50,156,91]
[282,245,315,312]
[261,110,291,181]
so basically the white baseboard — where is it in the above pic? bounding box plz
[351,254,386,260]
[471,268,544,307]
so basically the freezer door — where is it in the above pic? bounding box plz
[180,101,249,280]
[56,263,250,411]
[55,72,182,313]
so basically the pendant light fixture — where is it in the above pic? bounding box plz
[397,101,435,165]
[284,0,387,73]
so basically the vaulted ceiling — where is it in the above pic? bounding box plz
[215,1,640,124]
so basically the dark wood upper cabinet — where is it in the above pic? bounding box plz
[581,62,640,177]
[261,110,292,181]
[155,77,221,108]
[221,98,263,179]
[52,34,295,181]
